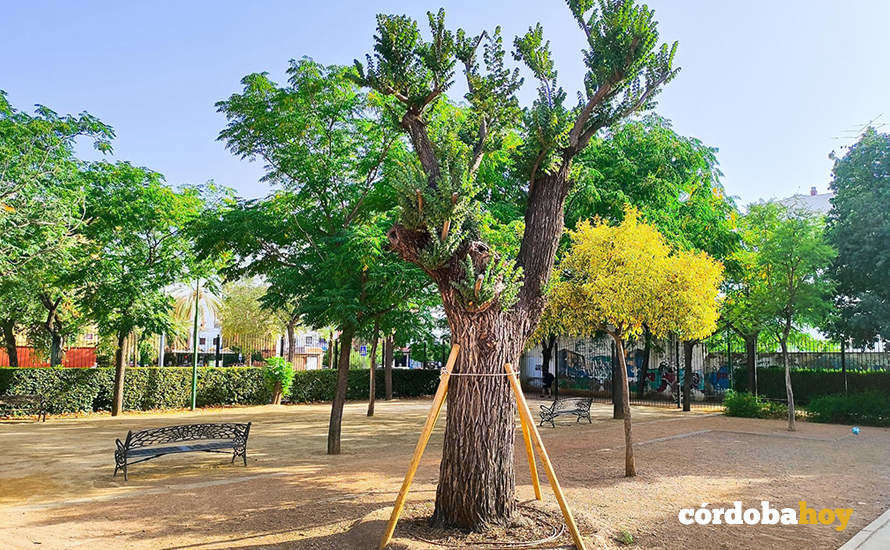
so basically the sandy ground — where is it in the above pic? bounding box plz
[1,398,888,549]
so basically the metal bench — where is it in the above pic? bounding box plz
[114,422,251,481]
[0,394,47,422]
[539,397,593,428]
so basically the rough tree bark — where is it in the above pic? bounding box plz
[327,326,354,454]
[111,331,127,416]
[1,319,18,368]
[39,294,64,367]
[368,332,379,417]
[384,335,394,400]
[682,340,695,412]
[610,331,636,477]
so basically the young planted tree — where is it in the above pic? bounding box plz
[740,203,835,430]
[352,1,678,527]
[79,162,202,416]
[548,208,722,476]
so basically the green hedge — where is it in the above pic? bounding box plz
[0,367,438,413]
[807,392,890,427]
[733,367,890,405]
[288,368,440,403]
[723,391,788,419]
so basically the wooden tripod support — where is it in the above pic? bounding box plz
[378,347,586,550]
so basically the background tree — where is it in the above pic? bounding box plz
[740,202,835,430]
[218,279,279,366]
[79,162,202,416]
[353,1,678,527]
[548,208,722,475]
[205,60,433,454]
[567,115,738,408]
[826,128,890,346]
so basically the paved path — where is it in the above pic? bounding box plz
[839,508,890,550]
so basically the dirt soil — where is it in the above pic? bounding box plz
[1,398,888,549]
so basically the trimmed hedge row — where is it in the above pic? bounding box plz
[733,367,890,405]
[0,367,439,414]
[807,392,890,427]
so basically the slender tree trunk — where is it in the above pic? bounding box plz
[637,326,651,398]
[431,308,523,529]
[368,331,379,417]
[682,340,695,412]
[286,319,296,364]
[384,335,394,400]
[781,334,795,431]
[112,331,127,416]
[612,341,624,419]
[327,326,355,454]
[1,319,18,368]
[745,334,758,394]
[610,332,635,477]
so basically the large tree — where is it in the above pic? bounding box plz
[740,203,835,430]
[350,1,678,528]
[548,208,722,475]
[826,128,890,346]
[79,162,202,416]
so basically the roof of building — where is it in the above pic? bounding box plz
[776,186,834,215]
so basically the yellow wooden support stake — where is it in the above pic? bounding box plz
[379,344,460,550]
[518,402,542,500]
[505,363,587,550]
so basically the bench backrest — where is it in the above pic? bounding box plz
[126,423,250,449]
[554,397,593,411]
[0,395,43,406]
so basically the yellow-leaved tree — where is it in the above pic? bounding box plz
[548,207,723,476]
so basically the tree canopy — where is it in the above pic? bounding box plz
[826,128,890,346]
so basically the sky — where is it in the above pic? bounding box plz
[3,1,889,206]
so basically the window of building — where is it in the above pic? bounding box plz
[305,335,313,346]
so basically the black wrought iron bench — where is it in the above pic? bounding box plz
[0,394,47,422]
[539,397,593,428]
[114,422,251,480]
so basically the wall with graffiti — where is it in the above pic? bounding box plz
[520,334,731,404]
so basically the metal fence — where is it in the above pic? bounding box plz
[521,332,890,409]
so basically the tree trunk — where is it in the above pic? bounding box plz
[610,332,636,477]
[111,331,127,416]
[271,382,283,405]
[745,334,758,394]
[286,319,296,364]
[327,326,355,455]
[612,341,624,419]
[368,334,379,417]
[682,340,695,412]
[1,319,18,368]
[384,335,394,400]
[781,336,795,431]
[637,326,651,398]
[431,308,523,530]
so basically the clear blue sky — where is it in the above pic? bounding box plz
[3,1,888,205]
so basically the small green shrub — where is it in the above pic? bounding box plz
[723,391,763,417]
[723,391,788,419]
[807,392,890,427]
[263,357,296,396]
